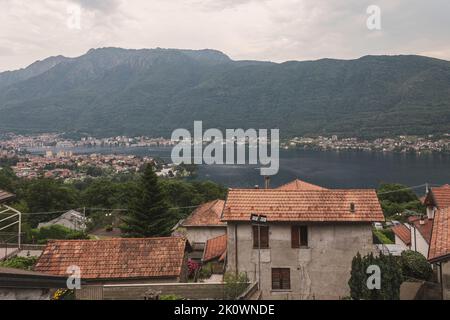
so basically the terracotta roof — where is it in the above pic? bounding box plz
[408,216,433,244]
[429,184,450,209]
[202,234,227,263]
[182,200,226,227]
[429,208,450,262]
[222,189,384,222]
[35,237,188,280]
[392,224,411,246]
[277,179,327,191]
[0,189,15,203]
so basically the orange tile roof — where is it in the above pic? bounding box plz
[392,224,411,245]
[0,190,14,203]
[429,208,450,263]
[429,184,450,209]
[34,237,188,280]
[277,179,327,191]
[182,200,226,227]
[202,234,227,263]
[222,189,384,222]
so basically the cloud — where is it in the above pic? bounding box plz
[68,0,123,13]
[0,0,449,72]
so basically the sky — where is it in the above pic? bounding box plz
[1,0,450,71]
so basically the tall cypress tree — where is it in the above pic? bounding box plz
[120,164,171,237]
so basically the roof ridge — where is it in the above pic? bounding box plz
[48,236,186,243]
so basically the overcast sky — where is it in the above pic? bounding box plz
[1,0,450,71]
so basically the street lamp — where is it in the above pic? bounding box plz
[250,213,267,290]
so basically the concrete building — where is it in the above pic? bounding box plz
[222,188,384,300]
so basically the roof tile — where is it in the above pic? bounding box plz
[222,189,384,222]
[34,237,187,280]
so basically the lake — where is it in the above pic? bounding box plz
[29,146,450,192]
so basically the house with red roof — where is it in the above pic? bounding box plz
[392,215,433,258]
[178,199,226,246]
[222,188,384,300]
[34,237,191,285]
[426,184,450,300]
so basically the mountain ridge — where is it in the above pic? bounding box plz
[0,48,449,138]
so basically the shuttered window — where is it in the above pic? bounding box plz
[291,226,308,248]
[272,268,291,290]
[253,226,269,248]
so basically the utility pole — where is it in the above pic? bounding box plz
[251,213,268,291]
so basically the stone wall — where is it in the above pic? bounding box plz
[77,283,228,300]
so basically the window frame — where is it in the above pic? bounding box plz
[271,268,291,291]
[252,225,269,249]
[291,225,309,248]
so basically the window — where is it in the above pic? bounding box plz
[272,268,291,290]
[291,225,308,248]
[252,225,269,248]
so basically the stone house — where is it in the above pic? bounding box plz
[221,188,384,300]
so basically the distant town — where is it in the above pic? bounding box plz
[0,133,190,181]
[282,134,450,154]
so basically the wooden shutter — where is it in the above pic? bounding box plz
[252,226,258,248]
[281,268,291,290]
[260,226,269,248]
[291,226,300,248]
[272,268,281,290]
[300,226,308,247]
[253,226,269,248]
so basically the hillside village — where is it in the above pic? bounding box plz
[1,174,449,300]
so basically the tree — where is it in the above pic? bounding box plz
[377,183,425,217]
[348,252,403,300]
[120,164,172,237]
[400,250,433,281]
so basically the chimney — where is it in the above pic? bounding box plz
[419,216,425,225]
[254,185,260,189]
[265,176,270,189]
[350,203,355,213]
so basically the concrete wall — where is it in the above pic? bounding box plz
[185,226,226,245]
[394,235,410,250]
[0,288,52,300]
[227,222,375,300]
[410,227,429,258]
[78,283,228,300]
[442,261,450,300]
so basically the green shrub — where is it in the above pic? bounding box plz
[224,272,249,300]
[0,256,37,270]
[28,225,89,244]
[400,250,433,281]
[373,229,394,244]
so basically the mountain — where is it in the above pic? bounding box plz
[0,47,449,138]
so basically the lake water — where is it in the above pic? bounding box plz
[29,146,450,191]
